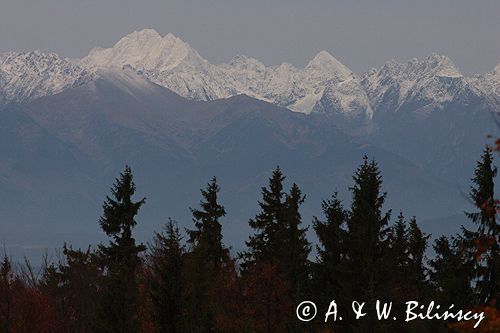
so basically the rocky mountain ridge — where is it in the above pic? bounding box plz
[4,29,496,118]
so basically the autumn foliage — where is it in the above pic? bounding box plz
[0,257,61,333]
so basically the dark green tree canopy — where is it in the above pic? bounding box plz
[346,156,391,277]
[99,165,146,242]
[243,166,288,266]
[148,219,185,333]
[313,193,347,268]
[466,147,497,233]
[96,165,146,333]
[187,176,228,265]
[463,147,499,304]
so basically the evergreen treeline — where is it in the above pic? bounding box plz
[0,152,499,333]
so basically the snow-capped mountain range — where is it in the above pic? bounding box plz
[1,29,498,118]
[0,50,94,105]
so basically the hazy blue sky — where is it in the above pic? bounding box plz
[1,0,499,74]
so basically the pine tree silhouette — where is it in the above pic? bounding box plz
[96,166,146,333]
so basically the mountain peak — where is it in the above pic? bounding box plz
[162,32,185,44]
[311,50,335,61]
[424,53,455,68]
[125,28,161,40]
[426,52,452,63]
[80,29,202,72]
[377,54,462,78]
[306,50,352,78]
[229,54,252,64]
[118,29,187,48]
[308,50,337,66]
[424,53,462,77]
[228,54,265,70]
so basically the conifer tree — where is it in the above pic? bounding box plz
[184,177,229,333]
[429,236,475,309]
[387,214,431,332]
[243,168,310,290]
[283,183,311,301]
[344,156,391,331]
[242,166,287,268]
[313,194,347,292]
[187,176,228,265]
[407,216,430,289]
[312,193,349,329]
[242,167,311,332]
[386,213,412,332]
[387,214,429,294]
[346,156,391,295]
[389,212,409,278]
[96,166,146,333]
[147,219,184,333]
[465,147,499,304]
[40,245,100,332]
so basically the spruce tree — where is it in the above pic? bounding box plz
[148,219,184,333]
[465,147,499,304]
[344,156,391,331]
[386,214,431,332]
[96,166,146,333]
[407,216,429,289]
[346,156,391,295]
[243,168,310,287]
[389,212,409,279]
[386,213,412,333]
[314,193,347,269]
[387,214,429,296]
[187,176,228,265]
[40,245,100,332]
[312,193,349,327]
[242,166,287,269]
[429,236,475,309]
[184,177,229,333]
[283,183,311,301]
[242,167,311,332]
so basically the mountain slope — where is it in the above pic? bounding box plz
[358,55,499,183]
[0,69,464,251]
[361,54,467,114]
[469,63,500,106]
